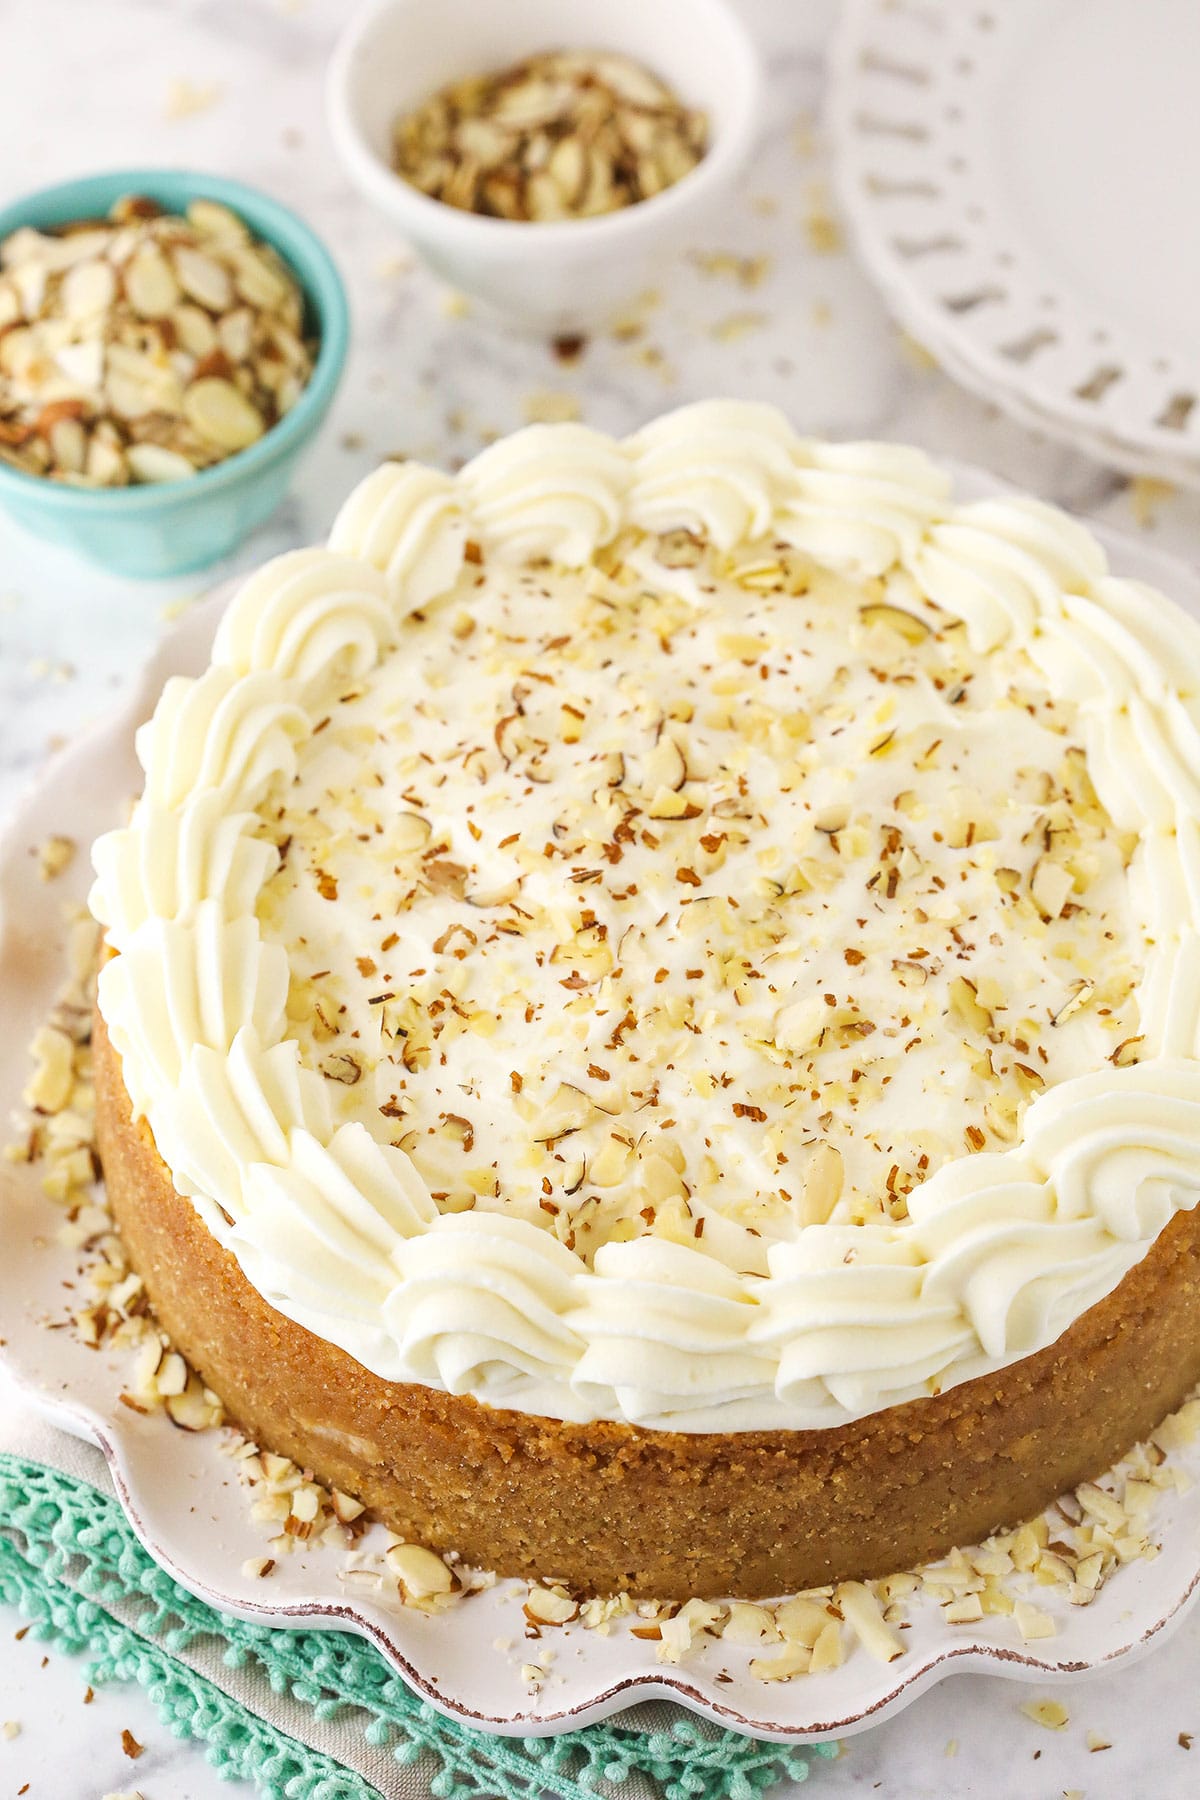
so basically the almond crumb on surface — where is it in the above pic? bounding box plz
[120,1727,144,1758]
[1129,475,1174,528]
[898,329,939,371]
[709,311,767,343]
[36,834,75,881]
[803,183,843,255]
[159,593,202,624]
[1013,1600,1056,1642]
[1086,1730,1111,1751]
[1019,1699,1069,1730]
[521,389,581,426]
[690,250,772,290]
[164,77,221,118]
[2,1720,19,1739]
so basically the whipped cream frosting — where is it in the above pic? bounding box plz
[91,402,1200,1432]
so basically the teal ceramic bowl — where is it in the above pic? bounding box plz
[0,170,349,578]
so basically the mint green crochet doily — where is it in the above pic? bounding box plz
[0,1453,837,1799]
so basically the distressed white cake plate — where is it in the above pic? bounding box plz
[3,472,1200,1743]
[829,0,1200,486]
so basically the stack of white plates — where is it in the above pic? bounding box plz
[829,0,1200,488]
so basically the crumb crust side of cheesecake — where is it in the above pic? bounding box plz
[94,1011,1200,1600]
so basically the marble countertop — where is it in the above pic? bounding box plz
[3,0,1200,1794]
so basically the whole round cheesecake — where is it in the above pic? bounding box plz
[91,402,1200,1598]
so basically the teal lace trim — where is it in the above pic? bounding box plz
[0,1454,835,1799]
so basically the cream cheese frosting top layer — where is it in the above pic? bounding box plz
[91,402,1200,1432]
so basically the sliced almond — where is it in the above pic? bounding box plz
[0,326,36,378]
[534,1082,596,1142]
[22,1024,74,1112]
[588,1133,633,1187]
[524,1585,579,1625]
[1030,857,1073,921]
[860,602,931,642]
[187,198,250,243]
[330,1489,366,1524]
[392,811,432,853]
[231,247,289,311]
[836,1582,904,1663]
[0,278,21,330]
[548,134,587,204]
[172,302,219,357]
[183,376,264,451]
[796,1141,843,1226]
[126,442,197,484]
[85,432,127,485]
[125,245,180,318]
[173,243,233,312]
[642,733,686,792]
[60,258,116,321]
[217,305,255,364]
[386,1542,455,1599]
[948,975,991,1034]
[48,416,86,473]
[590,50,673,107]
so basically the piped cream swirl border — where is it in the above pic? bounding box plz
[90,402,1200,1433]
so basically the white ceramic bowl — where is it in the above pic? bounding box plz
[327,0,763,331]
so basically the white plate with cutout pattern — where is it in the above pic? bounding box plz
[3,469,1200,1743]
[830,0,1200,486]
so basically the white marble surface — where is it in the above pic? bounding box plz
[3,0,1200,1794]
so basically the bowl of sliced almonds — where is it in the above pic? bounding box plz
[0,169,348,577]
[328,0,762,330]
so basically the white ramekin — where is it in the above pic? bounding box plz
[326,0,763,332]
